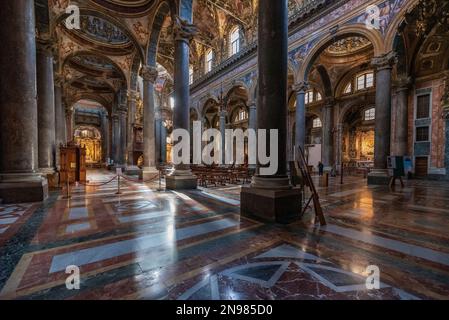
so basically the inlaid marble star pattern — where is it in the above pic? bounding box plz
[1,171,449,300]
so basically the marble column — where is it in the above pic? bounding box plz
[248,102,257,169]
[111,113,119,165]
[165,18,198,189]
[54,76,65,170]
[140,65,158,178]
[368,51,397,185]
[240,0,300,224]
[394,76,411,156]
[66,106,74,143]
[335,123,343,170]
[161,123,167,164]
[101,112,109,164]
[37,41,57,179]
[118,109,127,166]
[293,82,308,158]
[322,98,334,170]
[219,110,227,163]
[0,0,48,203]
[248,101,257,131]
[155,109,163,164]
[126,91,137,167]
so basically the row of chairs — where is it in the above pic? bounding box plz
[191,164,252,188]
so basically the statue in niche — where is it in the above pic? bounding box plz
[135,98,143,125]
[136,129,143,143]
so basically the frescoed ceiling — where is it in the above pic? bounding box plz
[89,0,157,15]
[77,15,131,45]
[325,37,372,56]
[43,0,308,113]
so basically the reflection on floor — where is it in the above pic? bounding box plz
[0,171,449,299]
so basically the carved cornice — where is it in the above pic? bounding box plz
[140,65,158,83]
[371,51,398,71]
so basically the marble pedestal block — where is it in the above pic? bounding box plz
[240,187,301,224]
[0,174,48,203]
[367,169,390,185]
[141,167,160,182]
[45,172,59,188]
[165,174,197,190]
[125,165,142,177]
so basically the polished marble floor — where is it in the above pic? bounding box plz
[0,170,449,300]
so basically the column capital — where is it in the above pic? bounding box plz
[371,51,398,71]
[394,75,412,92]
[292,82,309,93]
[117,107,128,115]
[54,73,64,87]
[248,101,257,110]
[65,105,73,115]
[36,38,57,57]
[323,97,335,107]
[172,16,198,43]
[140,65,158,83]
[127,90,139,102]
[219,110,227,117]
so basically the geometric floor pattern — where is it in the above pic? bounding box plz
[1,171,449,299]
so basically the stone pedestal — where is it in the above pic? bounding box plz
[0,174,48,204]
[125,165,141,176]
[166,171,197,190]
[367,169,390,185]
[241,187,301,224]
[0,1,48,203]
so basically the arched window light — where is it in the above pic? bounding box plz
[230,26,240,55]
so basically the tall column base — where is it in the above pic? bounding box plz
[240,186,301,224]
[367,169,391,185]
[166,170,197,190]
[40,168,58,188]
[142,167,159,181]
[0,173,49,203]
[125,165,142,176]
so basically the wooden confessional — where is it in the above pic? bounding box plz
[60,144,87,184]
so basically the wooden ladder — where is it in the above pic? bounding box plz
[294,146,326,226]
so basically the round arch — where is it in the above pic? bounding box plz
[51,7,145,63]
[62,50,128,82]
[384,0,420,53]
[70,95,111,115]
[298,25,384,82]
[146,1,171,66]
[201,97,220,117]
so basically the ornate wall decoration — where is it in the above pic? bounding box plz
[89,0,156,15]
[351,0,406,35]
[325,37,371,56]
[78,15,130,44]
